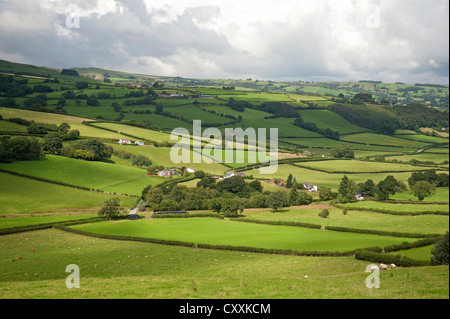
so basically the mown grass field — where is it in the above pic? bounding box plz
[0,107,125,139]
[0,155,158,196]
[108,144,230,175]
[297,109,369,134]
[72,218,417,253]
[295,160,432,173]
[0,120,27,133]
[93,122,173,143]
[245,164,419,191]
[0,214,97,229]
[388,245,435,263]
[242,204,448,235]
[386,153,449,164]
[0,172,136,215]
[390,188,449,202]
[340,201,449,214]
[341,132,430,148]
[0,229,447,299]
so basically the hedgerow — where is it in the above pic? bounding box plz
[231,218,321,230]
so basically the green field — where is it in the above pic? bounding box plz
[341,133,430,148]
[0,214,97,229]
[390,188,449,202]
[341,201,449,215]
[0,107,125,139]
[296,160,432,173]
[0,120,27,133]
[386,153,449,164]
[242,205,448,235]
[93,122,173,143]
[245,164,418,191]
[108,144,230,175]
[0,229,447,299]
[0,172,136,214]
[0,155,158,195]
[72,218,417,253]
[396,134,449,144]
[298,109,369,134]
[389,245,434,263]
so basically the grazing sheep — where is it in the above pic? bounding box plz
[390,264,396,269]
[380,264,388,271]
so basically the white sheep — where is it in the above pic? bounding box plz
[370,265,379,271]
[380,263,388,271]
[390,263,396,269]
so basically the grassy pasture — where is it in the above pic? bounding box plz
[93,122,173,143]
[245,164,418,191]
[390,188,449,203]
[386,153,449,164]
[0,172,136,215]
[0,155,155,195]
[396,134,449,144]
[0,107,124,139]
[242,204,449,235]
[388,245,434,263]
[218,92,292,102]
[72,218,417,252]
[296,160,432,173]
[0,120,27,133]
[108,144,229,175]
[341,201,449,215]
[298,110,368,134]
[0,229,447,299]
[0,214,97,229]
[425,147,449,154]
[341,132,430,148]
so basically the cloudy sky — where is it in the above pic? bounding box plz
[0,0,448,84]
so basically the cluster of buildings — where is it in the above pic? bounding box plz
[118,138,145,146]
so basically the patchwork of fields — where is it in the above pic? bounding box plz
[0,64,448,300]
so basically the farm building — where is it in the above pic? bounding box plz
[119,139,132,145]
[135,141,145,146]
[218,171,245,180]
[187,167,196,173]
[269,178,286,187]
[157,169,178,177]
[303,182,318,192]
[355,191,364,201]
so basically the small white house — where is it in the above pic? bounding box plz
[303,182,318,192]
[119,139,132,145]
[187,167,196,173]
[135,141,145,146]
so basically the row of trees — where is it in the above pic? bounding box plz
[144,175,314,215]
[318,170,446,203]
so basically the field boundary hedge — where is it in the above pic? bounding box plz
[290,163,437,174]
[53,224,388,257]
[0,168,139,198]
[231,218,321,230]
[54,225,197,248]
[332,203,449,216]
[152,213,224,219]
[0,217,106,236]
[323,225,441,239]
[354,249,430,267]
